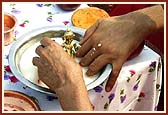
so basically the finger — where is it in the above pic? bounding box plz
[32,57,43,67]
[35,45,45,57]
[79,47,100,67]
[80,20,100,45]
[76,39,92,57]
[35,45,53,65]
[35,44,54,61]
[86,54,110,76]
[33,57,49,69]
[40,37,53,47]
[33,57,48,83]
[105,61,123,92]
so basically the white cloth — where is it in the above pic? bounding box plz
[3,3,162,111]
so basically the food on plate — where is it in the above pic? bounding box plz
[71,7,110,29]
[61,29,80,57]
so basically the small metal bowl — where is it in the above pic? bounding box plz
[4,12,17,46]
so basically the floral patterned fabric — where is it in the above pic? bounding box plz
[3,3,162,111]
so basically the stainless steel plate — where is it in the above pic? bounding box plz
[9,25,112,96]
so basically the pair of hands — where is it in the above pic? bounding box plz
[33,14,149,92]
[32,5,163,110]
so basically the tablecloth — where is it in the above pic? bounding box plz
[3,3,163,112]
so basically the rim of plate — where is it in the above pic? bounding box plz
[8,25,112,96]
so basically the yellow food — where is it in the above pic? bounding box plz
[72,7,110,29]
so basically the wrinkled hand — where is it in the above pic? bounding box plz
[76,15,151,92]
[33,37,83,91]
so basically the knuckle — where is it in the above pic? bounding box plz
[89,36,95,43]
[98,18,104,23]
[107,47,115,53]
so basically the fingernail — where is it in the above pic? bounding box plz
[40,45,45,48]
[105,86,111,92]
[86,70,93,76]
[80,38,84,44]
[80,61,85,66]
[79,41,83,45]
[76,52,79,57]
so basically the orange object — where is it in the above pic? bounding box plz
[72,7,110,29]
[4,90,40,111]
[4,13,17,46]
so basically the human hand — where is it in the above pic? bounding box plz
[76,13,155,92]
[33,37,93,110]
[32,37,83,91]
